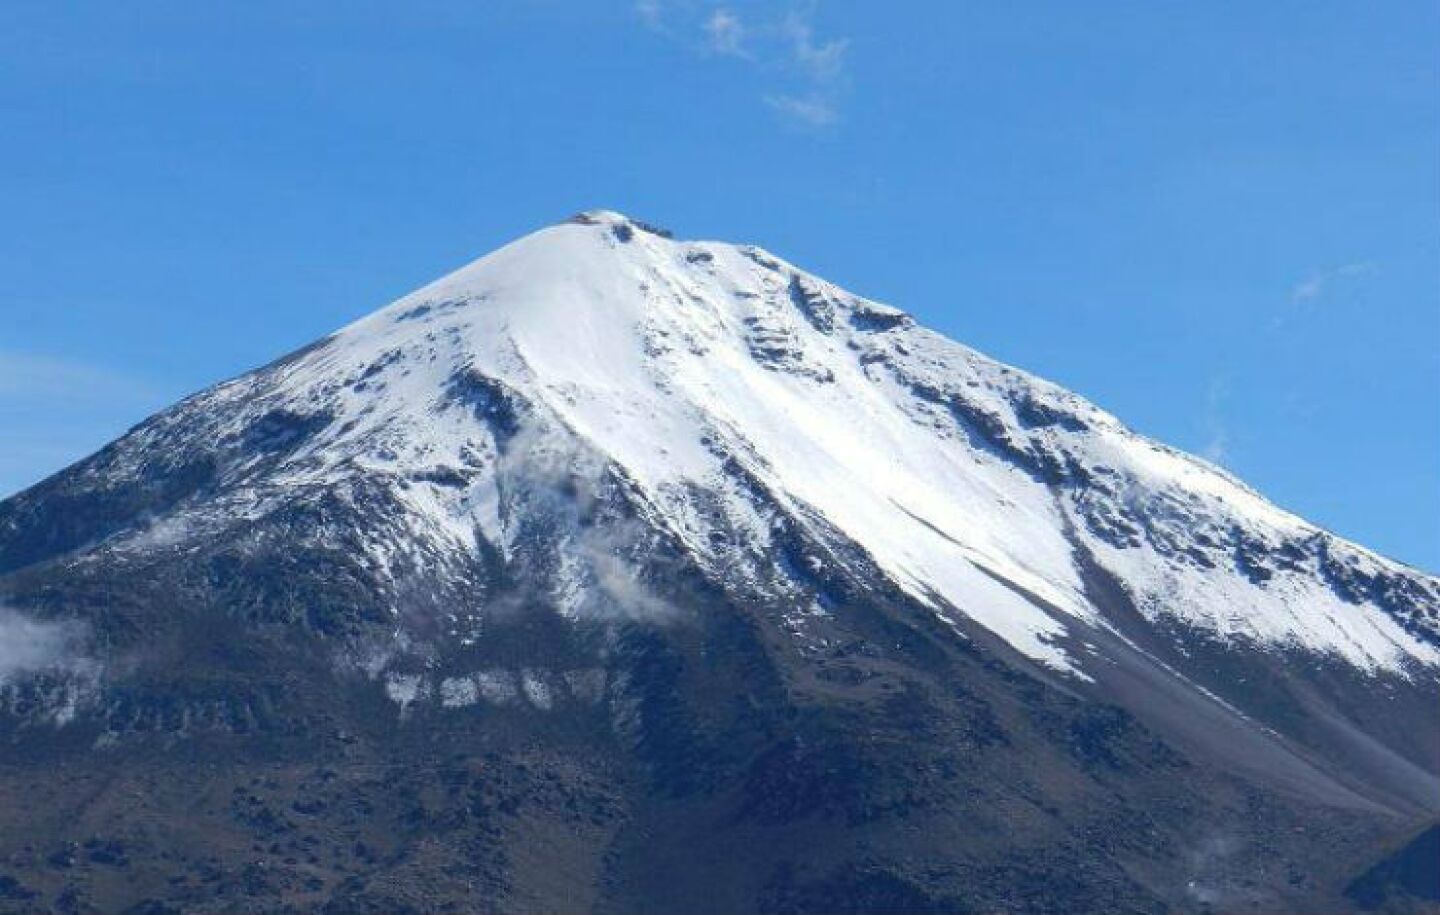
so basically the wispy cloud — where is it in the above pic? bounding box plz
[494,420,682,624]
[764,93,838,127]
[703,8,747,57]
[1271,260,1377,333]
[0,606,104,725]
[1200,375,1231,466]
[0,351,158,401]
[0,607,96,685]
[1289,261,1376,305]
[779,7,848,82]
[635,2,851,129]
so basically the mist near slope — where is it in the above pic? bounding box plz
[0,606,96,684]
[494,418,682,624]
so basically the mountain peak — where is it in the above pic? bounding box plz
[564,208,675,240]
[564,208,631,226]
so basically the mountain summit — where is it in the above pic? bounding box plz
[1,212,1436,913]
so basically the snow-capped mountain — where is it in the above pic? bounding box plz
[15,209,1433,675]
[1,211,1435,914]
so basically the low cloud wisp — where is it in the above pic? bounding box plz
[0,607,96,684]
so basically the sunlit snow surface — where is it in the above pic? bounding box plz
[104,211,1440,678]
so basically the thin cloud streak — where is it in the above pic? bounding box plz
[765,93,838,127]
[0,351,159,402]
[1200,375,1231,466]
[1289,261,1376,305]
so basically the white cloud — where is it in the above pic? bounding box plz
[765,93,838,127]
[634,2,851,129]
[1200,376,1230,466]
[0,607,102,725]
[0,607,97,685]
[1201,428,1229,466]
[780,8,848,82]
[495,420,680,623]
[1289,261,1376,305]
[704,8,747,57]
[765,6,848,128]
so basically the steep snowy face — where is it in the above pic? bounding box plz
[62,210,1440,677]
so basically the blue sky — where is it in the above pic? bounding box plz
[2,2,1437,571]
